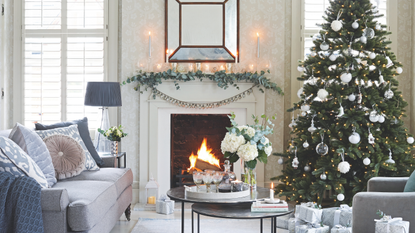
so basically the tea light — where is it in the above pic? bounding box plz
[270,182,275,200]
[231,180,243,192]
[156,64,162,71]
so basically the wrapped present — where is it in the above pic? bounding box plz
[295,223,330,233]
[288,217,307,233]
[296,202,323,224]
[156,195,175,215]
[375,217,410,233]
[322,204,352,229]
[330,225,352,233]
[276,212,295,230]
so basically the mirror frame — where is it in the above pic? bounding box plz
[165,0,239,63]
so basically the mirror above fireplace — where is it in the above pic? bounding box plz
[165,0,239,63]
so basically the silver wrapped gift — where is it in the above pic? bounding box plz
[296,203,323,224]
[288,217,307,233]
[156,195,175,215]
[322,204,353,229]
[375,217,410,233]
[276,212,295,230]
[295,223,330,233]
[330,225,352,233]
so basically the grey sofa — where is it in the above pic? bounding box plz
[0,129,133,233]
[353,177,413,233]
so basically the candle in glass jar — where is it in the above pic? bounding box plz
[231,180,243,192]
[148,31,152,58]
[270,182,275,200]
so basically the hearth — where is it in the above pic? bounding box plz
[170,114,231,188]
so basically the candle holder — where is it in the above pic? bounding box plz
[226,63,233,73]
[196,63,201,71]
[231,180,243,192]
[170,63,177,72]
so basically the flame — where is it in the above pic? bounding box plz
[188,138,221,171]
[149,31,151,35]
[257,32,259,37]
[271,182,274,189]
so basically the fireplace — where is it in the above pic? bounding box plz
[138,81,265,204]
[170,114,232,188]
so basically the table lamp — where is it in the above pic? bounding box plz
[84,82,122,154]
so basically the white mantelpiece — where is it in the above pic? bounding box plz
[139,81,265,203]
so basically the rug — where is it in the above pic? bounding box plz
[131,217,289,233]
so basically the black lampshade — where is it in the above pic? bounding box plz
[84,82,122,107]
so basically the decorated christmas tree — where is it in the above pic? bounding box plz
[273,0,415,205]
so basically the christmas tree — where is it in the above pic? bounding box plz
[273,0,415,205]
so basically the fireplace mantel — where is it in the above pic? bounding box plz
[139,81,265,203]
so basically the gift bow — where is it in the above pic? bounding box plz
[339,204,352,212]
[375,216,402,223]
[333,224,346,229]
[158,194,171,202]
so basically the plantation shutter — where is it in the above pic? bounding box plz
[303,0,387,59]
[23,0,107,127]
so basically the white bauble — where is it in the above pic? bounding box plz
[376,24,381,30]
[340,72,352,83]
[320,42,329,51]
[301,111,307,117]
[337,193,345,201]
[360,36,367,44]
[320,174,327,180]
[363,157,371,166]
[331,20,343,31]
[397,67,403,74]
[352,21,359,29]
[407,137,415,144]
[369,65,376,71]
[311,52,317,57]
[329,54,337,61]
[384,89,394,99]
[317,89,329,100]
[338,161,350,174]
[304,165,311,172]
[297,87,304,99]
[348,93,356,101]
[278,157,284,164]
[349,132,360,144]
[303,140,309,148]
[301,104,310,112]
[297,66,304,72]
[369,52,376,59]
[369,114,379,123]
[378,115,385,123]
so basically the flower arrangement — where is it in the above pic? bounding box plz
[98,125,128,142]
[221,112,275,187]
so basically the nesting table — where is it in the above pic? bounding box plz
[166,186,293,233]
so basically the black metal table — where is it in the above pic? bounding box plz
[192,203,293,233]
[100,152,126,168]
[166,186,272,233]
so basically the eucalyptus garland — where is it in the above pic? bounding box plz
[121,69,284,99]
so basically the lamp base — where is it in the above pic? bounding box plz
[94,107,111,154]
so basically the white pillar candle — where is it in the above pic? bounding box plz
[270,182,275,200]
[166,49,170,63]
[149,31,152,58]
[257,33,260,58]
[235,51,238,63]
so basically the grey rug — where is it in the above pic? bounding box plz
[131,218,289,233]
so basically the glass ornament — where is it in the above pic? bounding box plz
[348,93,356,101]
[369,110,379,122]
[363,157,371,166]
[360,36,367,44]
[278,157,284,164]
[303,140,309,148]
[375,24,381,30]
[368,133,375,144]
[384,89,394,99]
[331,20,343,31]
[352,20,359,29]
[340,72,352,83]
[317,89,328,100]
[292,157,299,169]
[308,119,317,133]
[304,165,311,172]
[301,111,307,117]
[396,67,403,74]
[369,52,376,59]
[407,137,414,144]
[385,149,395,164]
[329,54,337,61]
[320,42,329,51]
[316,134,328,156]
[297,66,304,72]
[364,27,375,39]
[348,128,360,144]
[378,115,385,123]
[320,173,327,180]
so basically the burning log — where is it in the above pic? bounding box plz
[195,158,221,171]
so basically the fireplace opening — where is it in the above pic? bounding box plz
[170,114,232,188]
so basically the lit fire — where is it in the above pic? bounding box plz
[188,138,221,171]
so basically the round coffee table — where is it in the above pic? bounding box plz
[192,203,293,233]
[167,186,273,233]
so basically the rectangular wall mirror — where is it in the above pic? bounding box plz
[165,0,239,63]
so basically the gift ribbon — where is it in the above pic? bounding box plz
[375,217,408,233]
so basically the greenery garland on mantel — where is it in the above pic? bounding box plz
[121,69,284,99]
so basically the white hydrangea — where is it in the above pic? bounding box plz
[264,146,272,156]
[238,125,256,138]
[237,142,258,161]
[221,132,245,154]
[263,137,269,145]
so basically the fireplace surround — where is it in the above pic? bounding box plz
[138,81,265,203]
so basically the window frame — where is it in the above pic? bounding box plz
[290,0,397,107]
[13,0,118,128]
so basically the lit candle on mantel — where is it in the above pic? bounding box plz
[257,32,260,58]
[166,49,169,63]
[148,31,152,58]
[270,182,275,200]
[235,50,239,64]
[157,64,162,71]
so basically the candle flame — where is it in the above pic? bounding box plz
[257,32,259,37]
[149,31,151,35]
[170,49,174,54]
[271,182,274,189]
[166,49,169,54]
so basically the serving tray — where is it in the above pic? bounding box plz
[185,184,250,199]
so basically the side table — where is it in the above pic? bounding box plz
[100,152,126,168]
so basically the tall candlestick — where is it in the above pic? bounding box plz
[149,31,152,58]
[257,33,260,58]
[235,51,238,64]
[166,49,169,63]
[270,182,275,200]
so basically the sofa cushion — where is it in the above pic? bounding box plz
[44,134,86,180]
[35,125,100,171]
[35,117,104,167]
[0,136,49,188]
[64,168,133,197]
[404,170,415,192]
[9,123,57,187]
[53,180,117,231]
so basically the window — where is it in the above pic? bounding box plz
[22,0,109,127]
[302,0,387,59]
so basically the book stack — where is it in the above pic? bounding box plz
[251,200,289,213]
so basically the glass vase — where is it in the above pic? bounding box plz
[244,162,257,191]
[111,141,119,156]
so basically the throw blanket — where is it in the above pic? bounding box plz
[0,172,44,233]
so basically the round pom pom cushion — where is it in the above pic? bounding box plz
[43,134,85,180]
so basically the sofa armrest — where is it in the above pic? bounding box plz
[41,188,70,211]
[353,192,415,233]
[367,177,408,192]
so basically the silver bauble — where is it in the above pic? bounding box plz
[337,193,345,201]
[316,142,328,156]
[297,66,304,72]
[320,42,329,51]
[329,54,337,61]
[303,140,309,148]
[278,157,284,164]
[396,67,403,74]
[317,89,329,100]
[384,89,394,99]
[363,157,371,166]
[320,174,327,180]
[301,111,307,117]
[364,27,375,39]
[308,125,317,133]
[369,52,376,59]
[340,72,352,83]
[407,137,415,144]
[352,21,359,29]
[378,115,385,123]
[331,20,343,31]
[304,165,311,172]
[360,36,367,44]
[301,104,310,112]
[349,132,360,144]
[369,110,379,122]
[348,93,356,101]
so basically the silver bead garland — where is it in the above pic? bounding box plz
[154,85,257,109]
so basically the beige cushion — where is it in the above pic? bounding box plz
[44,134,85,180]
